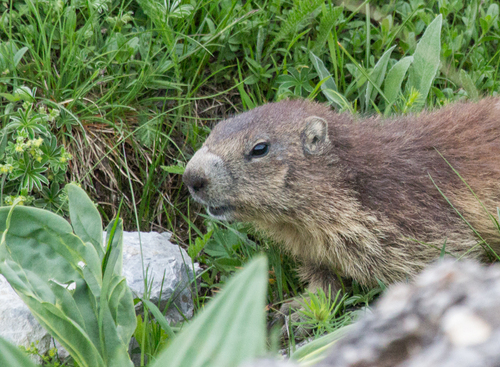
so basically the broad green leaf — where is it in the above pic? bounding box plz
[0,93,21,102]
[0,185,136,367]
[365,45,396,110]
[407,15,443,105]
[151,256,268,367]
[384,56,413,115]
[322,89,353,113]
[0,260,105,367]
[68,183,104,259]
[13,47,28,67]
[459,69,479,101]
[290,325,352,365]
[309,50,341,110]
[14,86,35,102]
[0,206,105,367]
[0,336,38,367]
[100,221,135,367]
[0,206,101,287]
[107,276,137,344]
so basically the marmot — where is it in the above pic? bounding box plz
[183,99,500,292]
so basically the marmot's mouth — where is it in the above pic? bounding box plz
[207,205,233,220]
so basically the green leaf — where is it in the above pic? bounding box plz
[0,188,135,367]
[309,50,341,110]
[0,336,38,367]
[314,5,343,54]
[103,218,124,279]
[237,80,256,109]
[68,183,104,260]
[459,69,479,101]
[151,256,268,367]
[322,89,353,112]
[383,56,413,115]
[268,0,323,52]
[14,86,36,103]
[161,165,185,175]
[204,228,243,258]
[0,206,106,367]
[365,45,396,110]
[0,93,21,102]
[13,47,28,67]
[142,299,176,339]
[407,15,443,104]
[188,230,212,259]
[290,325,352,364]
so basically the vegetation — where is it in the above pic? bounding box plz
[0,0,499,365]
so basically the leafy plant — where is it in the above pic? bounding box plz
[0,86,72,212]
[149,255,268,367]
[20,341,62,367]
[133,313,171,363]
[406,14,443,106]
[276,67,316,97]
[0,183,136,367]
[0,255,289,367]
[296,288,349,335]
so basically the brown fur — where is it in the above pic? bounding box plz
[183,98,500,292]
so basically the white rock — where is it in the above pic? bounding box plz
[0,276,51,363]
[118,231,199,323]
[442,307,492,347]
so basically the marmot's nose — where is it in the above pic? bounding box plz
[183,169,208,195]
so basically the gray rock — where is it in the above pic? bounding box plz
[0,276,51,364]
[319,259,500,367]
[119,231,199,323]
[0,231,197,360]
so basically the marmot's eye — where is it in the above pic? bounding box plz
[250,142,269,158]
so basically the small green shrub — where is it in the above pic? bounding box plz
[20,341,62,367]
[0,86,71,212]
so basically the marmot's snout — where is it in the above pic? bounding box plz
[183,168,209,200]
[183,146,236,220]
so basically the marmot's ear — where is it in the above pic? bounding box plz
[302,116,329,155]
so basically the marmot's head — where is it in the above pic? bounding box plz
[183,100,350,223]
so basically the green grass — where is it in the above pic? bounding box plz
[1,0,500,363]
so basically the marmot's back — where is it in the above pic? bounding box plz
[183,98,500,291]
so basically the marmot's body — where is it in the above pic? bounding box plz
[183,99,500,291]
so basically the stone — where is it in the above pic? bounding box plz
[236,260,500,367]
[118,231,199,323]
[318,259,500,367]
[0,276,51,364]
[0,231,197,360]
